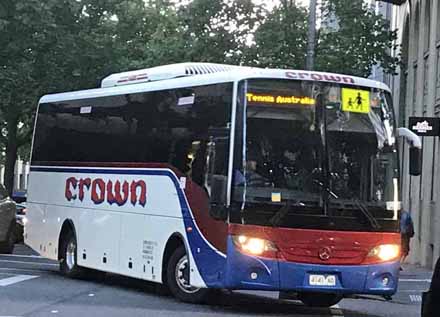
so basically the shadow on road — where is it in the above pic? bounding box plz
[7,245,382,316]
[85,273,381,316]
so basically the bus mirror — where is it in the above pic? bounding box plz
[396,128,422,176]
[409,147,422,176]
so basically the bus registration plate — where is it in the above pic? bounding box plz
[309,274,336,286]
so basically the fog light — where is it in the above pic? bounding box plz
[382,277,390,286]
[251,272,258,280]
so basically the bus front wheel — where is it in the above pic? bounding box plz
[60,231,85,278]
[166,246,208,303]
[298,292,342,307]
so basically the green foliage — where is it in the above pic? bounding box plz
[316,0,400,77]
[177,0,264,64]
[0,0,400,193]
[250,0,308,69]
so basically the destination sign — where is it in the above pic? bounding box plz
[246,93,315,106]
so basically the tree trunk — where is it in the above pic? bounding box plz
[4,117,18,197]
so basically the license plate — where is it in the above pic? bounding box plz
[309,274,336,286]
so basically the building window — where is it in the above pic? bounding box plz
[424,0,431,53]
[414,4,420,58]
[437,0,440,43]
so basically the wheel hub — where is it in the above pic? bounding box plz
[175,255,199,294]
[65,240,76,270]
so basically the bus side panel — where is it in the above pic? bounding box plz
[24,202,47,256]
[26,170,52,258]
[44,205,74,260]
[145,216,204,286]
[78,208,121,273]
[26,166,224,288]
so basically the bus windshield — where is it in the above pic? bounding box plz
[231,79,400,232]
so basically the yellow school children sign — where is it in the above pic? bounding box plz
[341,88,370,114]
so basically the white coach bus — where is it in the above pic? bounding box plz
[26,63,421,307]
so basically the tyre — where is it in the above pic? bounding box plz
[166,246,208,303]
[59,230,85,278]
[0,222,15,254]
[298,292,342,307]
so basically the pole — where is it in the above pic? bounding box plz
[306,0,317,70]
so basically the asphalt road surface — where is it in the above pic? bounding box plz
[0,244,431,317]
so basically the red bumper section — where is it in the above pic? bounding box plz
[228,223,401,265]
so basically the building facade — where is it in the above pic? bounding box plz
[392,0,440,269]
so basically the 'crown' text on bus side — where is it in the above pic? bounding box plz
[65,177,147,207]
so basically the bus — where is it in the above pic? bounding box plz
[25,63,421,307]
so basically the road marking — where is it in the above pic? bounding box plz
[330,304,344,316]
[0,274,38,286]
[0,267,54,274]
[399,290,425,292]
[400,278,431,282]
[0,254,42,259]
[409,294,422,302]
[0,259,58,267]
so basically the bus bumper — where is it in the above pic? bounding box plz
[224,237,399,295]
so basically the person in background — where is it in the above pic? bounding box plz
[400,209,415,269]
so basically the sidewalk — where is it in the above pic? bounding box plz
[400,263,433,279]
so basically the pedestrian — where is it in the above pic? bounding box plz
[400,209,415,269]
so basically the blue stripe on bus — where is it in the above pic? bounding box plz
[30,166,226,287]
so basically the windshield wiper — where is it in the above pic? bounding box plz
[269,199,319,226]
[313,180,380,229]
[352,198,380,229]
[313,179,338,199]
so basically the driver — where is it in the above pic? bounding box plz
[234,141,270,187]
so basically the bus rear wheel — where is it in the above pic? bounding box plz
[298,292,342,307]
[166,246,208,303]
[60,231,85,278]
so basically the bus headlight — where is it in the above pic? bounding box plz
[368,244,400,262]
[232,235,278,256]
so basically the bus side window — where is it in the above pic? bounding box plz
[205,129,229,205]
[190,140,207,187]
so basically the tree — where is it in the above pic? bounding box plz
[0,0,262,195]
[0,0,129,194]
[249,1,308,69]
[176,0,263,65]
[249,0,399,77]
[0,0,59,195]
[316,0,399,77]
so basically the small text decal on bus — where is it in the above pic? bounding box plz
[65,177,147,207]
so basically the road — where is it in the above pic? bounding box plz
[0,244,431,317]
